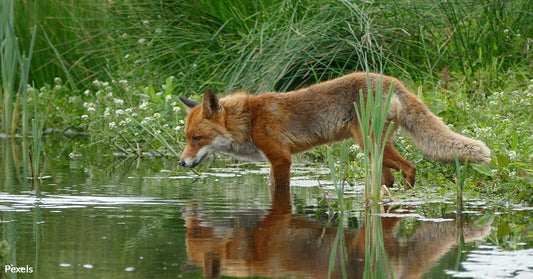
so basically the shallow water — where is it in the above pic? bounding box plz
[0,138,532,278]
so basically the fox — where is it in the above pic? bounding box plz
[178,72,491,189]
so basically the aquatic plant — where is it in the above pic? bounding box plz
[1,1,36,136]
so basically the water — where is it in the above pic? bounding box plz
[1,137,532,278]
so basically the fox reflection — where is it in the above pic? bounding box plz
[183,191,491,278]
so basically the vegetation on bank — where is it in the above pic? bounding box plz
[1,0,532,202]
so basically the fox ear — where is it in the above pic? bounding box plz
[202,89,223,119]
[179,96,199,111]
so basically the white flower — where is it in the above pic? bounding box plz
[81,115,89,120]
[114,98,124,106]
[165,95,172,102]
[109,122,116,129]
[138,38,146,44]
[87,107,96,113]
[104,107,111,117]
[141,116,154,126]
[508,150,517,160]
[153,112,161,119]
[116,109,124,115]
[84,89,91,96]
[173,106,181,113]
[54,77,62,84]
[139,100,148,110]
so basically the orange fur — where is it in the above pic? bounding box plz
[179,72,491,189]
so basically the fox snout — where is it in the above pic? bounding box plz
[178,157,200,169]
[178,159,188,167]
[178,153,207,169]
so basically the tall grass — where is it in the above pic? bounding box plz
[9,0,530,94]
[355,70,395,203]
[1,0,38,137]
[1,0,18,135]
[14,0,110,86]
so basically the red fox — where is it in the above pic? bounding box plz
[178,72,491,189]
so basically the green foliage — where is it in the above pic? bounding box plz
[3,0,532,202]
[79,76,186,155]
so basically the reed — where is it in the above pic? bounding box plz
[454,151,469,213]
[326,141,349,278]
[1,0,37,137]
[355,71,395,203]
[1,0,18,135]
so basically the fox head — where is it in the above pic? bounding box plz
[178,89,232,168]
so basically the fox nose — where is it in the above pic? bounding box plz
[179,159,186,167]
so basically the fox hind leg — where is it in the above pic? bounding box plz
[350,124,415,189]
[382,167,395,188]
[382,140,416,189]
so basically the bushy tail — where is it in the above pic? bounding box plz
[389,90,491,164]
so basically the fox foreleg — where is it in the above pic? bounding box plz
[267,155,292,187]
[260,144,292,190]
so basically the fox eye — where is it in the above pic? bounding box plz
[192,136,202,142]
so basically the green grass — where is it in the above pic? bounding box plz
[2,0,532,202]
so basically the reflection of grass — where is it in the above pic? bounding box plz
[328,215,348,279]
[364,204,393,279]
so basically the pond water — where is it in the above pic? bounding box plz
[1,137,532,278]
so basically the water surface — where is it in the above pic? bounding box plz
[1,138,532,278]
